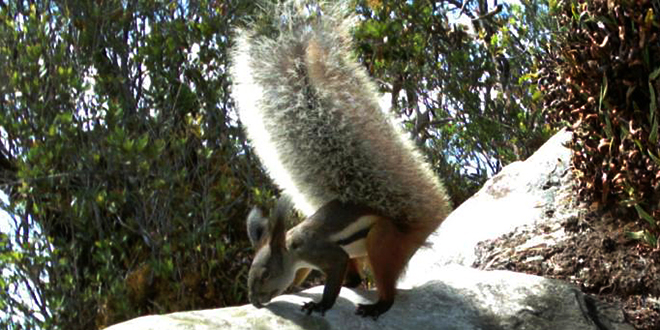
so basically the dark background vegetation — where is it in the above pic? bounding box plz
[0,0,657,329]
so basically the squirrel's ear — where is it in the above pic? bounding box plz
[246,207,269,247]
[247,197,293,248]
[270,196,293,247]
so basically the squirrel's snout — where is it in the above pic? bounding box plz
[250,289,278,308]
[249,293,264,308]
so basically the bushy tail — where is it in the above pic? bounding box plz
[231,1,452,229]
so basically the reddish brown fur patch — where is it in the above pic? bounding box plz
[348,258,364,276]
[305,38,329,85]
[366,217,438,303]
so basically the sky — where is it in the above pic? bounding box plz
[0,191,46,325]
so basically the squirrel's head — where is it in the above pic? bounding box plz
[246,197,297,308]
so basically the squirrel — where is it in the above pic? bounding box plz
[231,0,451,319]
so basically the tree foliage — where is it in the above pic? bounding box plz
[354,0,556,204]
[0,1,554,329]
[0,1,272,328]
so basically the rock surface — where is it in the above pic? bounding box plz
[106,265,631,330]
[400,129,577,288]
[106,130,634,330]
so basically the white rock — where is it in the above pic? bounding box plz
[107,264,631,330]
[107,130,634,330]
[401,129,574,288]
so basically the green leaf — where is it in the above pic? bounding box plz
[519,73,538,84]
[604,115,614,139]
[599,74,608,113]
[650,81,657,119]
[136,133,149,152]
[650,115,658,145]
[650,66,660,80]
[626,230,658,247]
[60,112,73,124]
[644,8,655,28]
[122,139,134,152]
[649,151,660,167]
[634,204,657,227]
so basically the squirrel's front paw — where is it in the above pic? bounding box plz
[301,300,331,316]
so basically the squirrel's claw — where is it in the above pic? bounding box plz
[355,300,394,320]
[301,300,331,316]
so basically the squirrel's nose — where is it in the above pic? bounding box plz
[249,294,264,308]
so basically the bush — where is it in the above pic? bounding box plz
[0,1,274,328]
[539,0,660,245]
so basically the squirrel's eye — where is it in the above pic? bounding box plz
[262,269,270,280]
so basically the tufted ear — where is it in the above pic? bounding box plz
[246,196,294,248]
[269,196,293,248]
[246,207,269,247]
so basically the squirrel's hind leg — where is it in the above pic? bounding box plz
[358,218,435,319]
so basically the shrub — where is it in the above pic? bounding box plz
[539,0,660,245]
